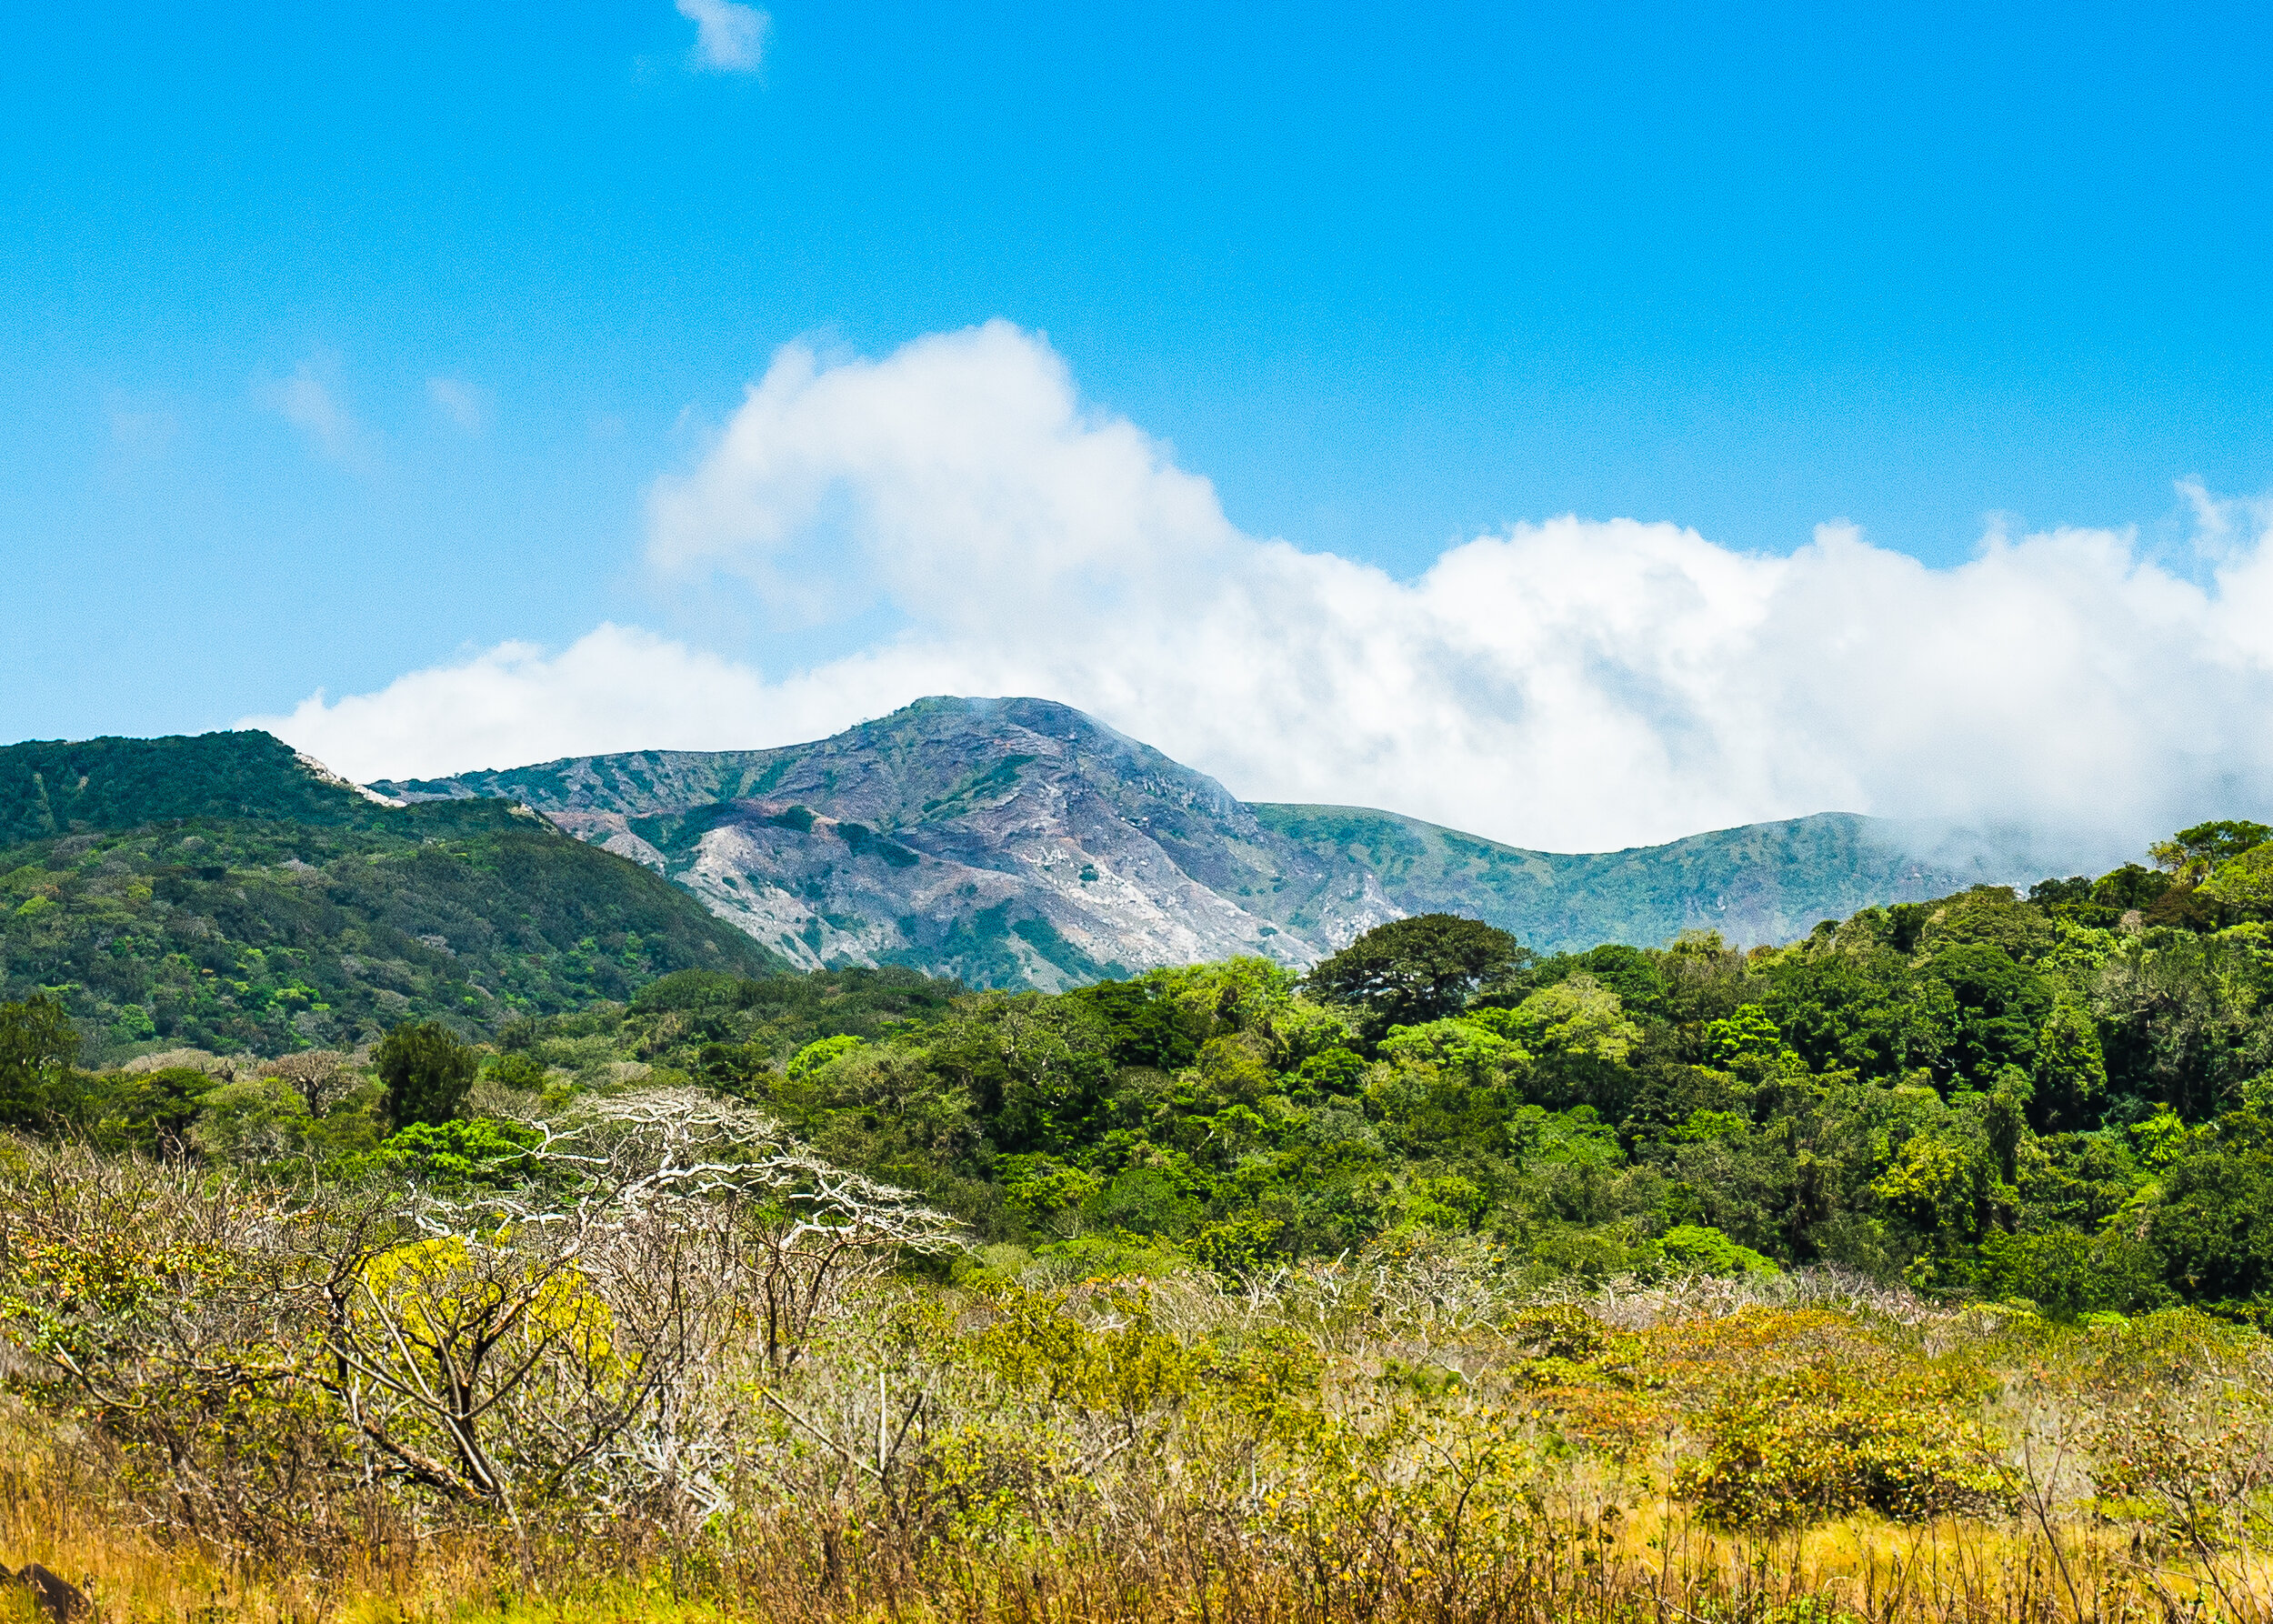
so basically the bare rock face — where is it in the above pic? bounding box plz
[427,698,1333,990]
[377,696,2018,989]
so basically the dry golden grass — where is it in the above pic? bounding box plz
[6,1420,2272,1624]
[5,1140,2271,1624]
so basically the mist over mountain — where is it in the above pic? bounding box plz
[377,696,2038,990]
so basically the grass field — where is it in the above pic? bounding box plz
[6,1247,2273,1624]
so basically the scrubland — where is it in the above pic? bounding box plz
[4,1121,2271,1624]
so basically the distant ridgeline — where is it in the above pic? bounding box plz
[378,695,2034,991]
[0,731,786,1063]
[0,703,2062,1061]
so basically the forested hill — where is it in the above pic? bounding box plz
[381,696,2029,987]
[0,731,786,1063]
[0,728,393,842]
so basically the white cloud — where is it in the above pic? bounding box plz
[254,627,789,782]
[427,376,486,435]
[251,321,2273,860]
[255,357,365,466]
[676,0,766,72]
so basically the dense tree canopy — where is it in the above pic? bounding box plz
[18,822,2273,1320]
[375,1021,476,1127]
[0,994,76,1128]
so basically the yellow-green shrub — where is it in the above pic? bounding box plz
[1677,1358,2015,1528]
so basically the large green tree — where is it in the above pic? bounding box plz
[375,1021,477,1128]
[2151,820,2273,885]
[1306,914,1526,1038]
[0,995,77,1128]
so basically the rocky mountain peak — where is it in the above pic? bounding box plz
[375,697,2028,991]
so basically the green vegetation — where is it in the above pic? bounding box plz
[1251,802,2012,952]
[0,731,787,1062]
[16,816,2273,1308]
[0,728,384,843]
[375,1021,477,1126]
[327,817,2268,1318]
[10,812,2273,1619]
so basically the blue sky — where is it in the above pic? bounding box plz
[5,3,2273,850]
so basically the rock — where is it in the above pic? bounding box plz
[10,1564,88,1622]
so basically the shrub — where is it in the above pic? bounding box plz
[375,1118,544,1189]
[1649,1223,1779,1278]
[1677,1359,2016,1528]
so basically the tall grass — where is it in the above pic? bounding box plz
[6,1132,2273,1623]
[7,1262,2273,1622]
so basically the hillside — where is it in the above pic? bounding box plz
[0,732,786,1061]
[1,727,395,841]
[11,827,2273,1624]
[1250,803,2008,951]
[380,696,2027,987]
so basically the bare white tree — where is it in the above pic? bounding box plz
[0,1088,964,1546]
[313,1088,963,1533]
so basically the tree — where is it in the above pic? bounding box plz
[1305,914,1527,1038]
[2199,842,2273,917]
[2151,820,2273,886]
[375,1021,476,1128]
[2146,1144,2273,1302]
[0,995,78,1128]
[1924,943,2051,1088]
[2031,997,2108,1130]
[191,1077,313,1166]
[263,1048,359,1115]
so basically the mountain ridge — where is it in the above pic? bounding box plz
[376,696,2034,987]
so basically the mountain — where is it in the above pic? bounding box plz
[0,731,786,1061]
[0,728,400,842]
[377,696,2029,990]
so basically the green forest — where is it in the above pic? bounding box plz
[0,731,786,1061]
[15,817,2273,1315]
[12,817,2273,1622]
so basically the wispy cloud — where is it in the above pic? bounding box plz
[427,376,486,435]
[252,321,2273,866]
[676,0,766,72]
[254,356,367,466]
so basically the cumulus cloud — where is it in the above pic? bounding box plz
[255,357,365,466]
[676,0,766,72]
[255,627,787,783]
[252,321,2273,859]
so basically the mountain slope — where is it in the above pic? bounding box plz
[0,729,396,843]
[1249,804,2006,952]
[383,698,1334,987]
[380,697,2027,987]
[0,733,786,1060]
